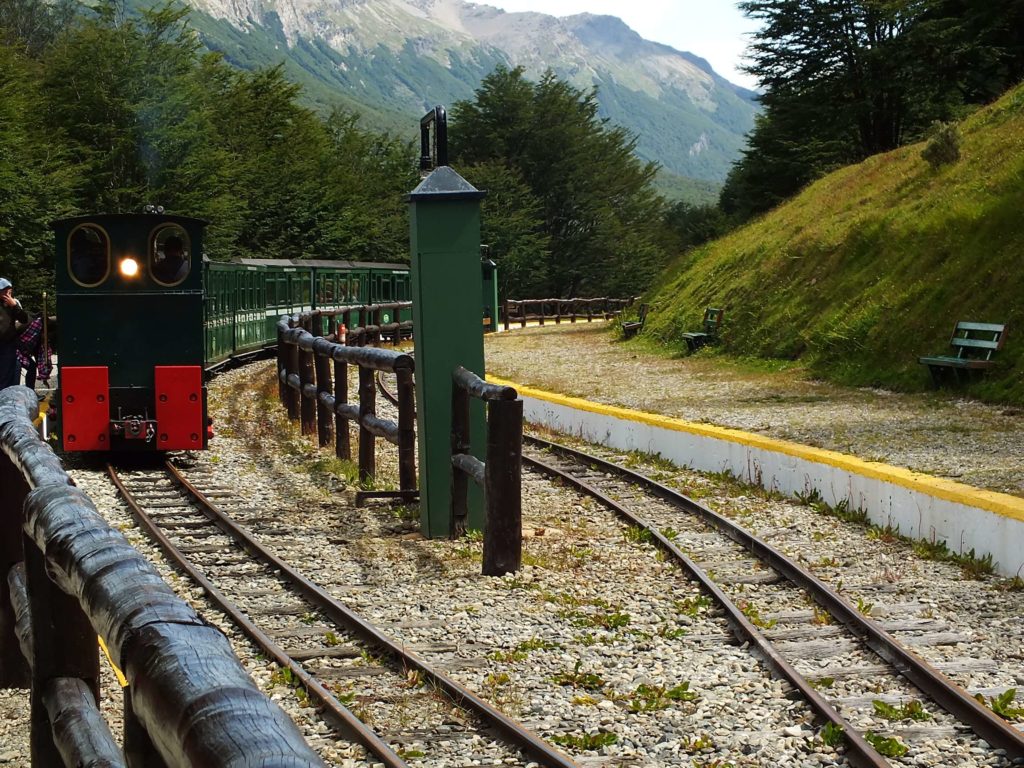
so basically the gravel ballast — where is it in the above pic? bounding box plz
[3,343,1023,767]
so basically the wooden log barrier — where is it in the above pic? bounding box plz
[0,386,325,767]
[450,367,523,576]
[278,318,418,506]
[500,297,638,329]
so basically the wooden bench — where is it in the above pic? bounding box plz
[682,307,724,353]
[918,321,1007,385]
[621,303,648,339]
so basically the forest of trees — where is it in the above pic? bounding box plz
[718,0,1024,220]
[2,0,1023,306]
[0,0,682,304]
[0,0,419,302]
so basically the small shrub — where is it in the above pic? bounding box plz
[921,121,961,169]
[675,594,713,617]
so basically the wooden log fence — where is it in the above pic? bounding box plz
[310,301,413,347]
[277,314,417,506]
[450,367,523,576]
[501,297,637,330]
[0,386,324,767]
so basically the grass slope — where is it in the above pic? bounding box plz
[644,83,1024,403]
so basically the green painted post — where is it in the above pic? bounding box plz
[410,166,488,538]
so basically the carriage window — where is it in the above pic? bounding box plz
[68,225,110,286]
[151,226,191,285]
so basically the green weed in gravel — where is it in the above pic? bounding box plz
[873,699,931,721]
[819,722,845,747]
[550,731,617,750]
[865,732,908,757]
[978,689,1024,721]
[675,594,713,617]
[552,661,605,691]
[627,682,698,712]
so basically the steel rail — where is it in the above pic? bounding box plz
[524,435,1024,762]
[375,371,403,410]
[158,461,579,768]
[106,464,410,768]
[520,445,888,768]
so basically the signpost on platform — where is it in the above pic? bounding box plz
[409,106,488,538]
[481,246,498,334]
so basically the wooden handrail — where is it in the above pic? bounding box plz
[0,387,323,767]
[277,316,417,505]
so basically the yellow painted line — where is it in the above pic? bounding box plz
[489,375,1024,524]
[98,635,128,688]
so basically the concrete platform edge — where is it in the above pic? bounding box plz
[491,375,1024,579]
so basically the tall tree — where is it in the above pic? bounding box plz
[451,66,666,297]
[0,45,75,302]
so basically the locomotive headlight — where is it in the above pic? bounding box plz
[119,257,140,278]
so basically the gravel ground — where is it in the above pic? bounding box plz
[3,349,1023,767]
[484,323,1024,497]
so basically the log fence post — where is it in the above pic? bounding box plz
[483,397,523,576]
[450,384,471,537]
[24,541,99,764]
[277,324,287,406]
[299,336,315,437]
[286,333,300,422]
[358,365,375,486]
[449,368,522,576]
[333,357,350,461]
[0,457,29,687]
[396,367,417,495]
[315,348,333,448]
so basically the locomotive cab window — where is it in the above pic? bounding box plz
[151,225,191,285]
[68,224,111,286]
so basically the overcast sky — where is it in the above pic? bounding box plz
[482,0,761,90]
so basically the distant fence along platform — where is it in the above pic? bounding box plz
[501,297,636,330]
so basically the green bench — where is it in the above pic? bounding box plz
[621,303,648,339]
[682,307,724,353]
[918,321,1007,385]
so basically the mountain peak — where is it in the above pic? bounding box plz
[184,0,758,185]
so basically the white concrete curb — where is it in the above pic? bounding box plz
[492,377,1024,579]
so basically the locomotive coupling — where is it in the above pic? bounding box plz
[112,417,157,442]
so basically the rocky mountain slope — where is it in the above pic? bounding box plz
[180,0,758,189]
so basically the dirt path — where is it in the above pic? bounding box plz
[485,323,1024,497]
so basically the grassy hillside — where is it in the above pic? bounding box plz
[644,83,1024,403]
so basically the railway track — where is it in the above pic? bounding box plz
[107,461,578,768]
[522,435,1024,768]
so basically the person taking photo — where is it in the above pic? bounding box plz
[0,278,29,389]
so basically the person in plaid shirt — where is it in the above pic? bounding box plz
[16,315,53,390]
[1,278,29,389]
